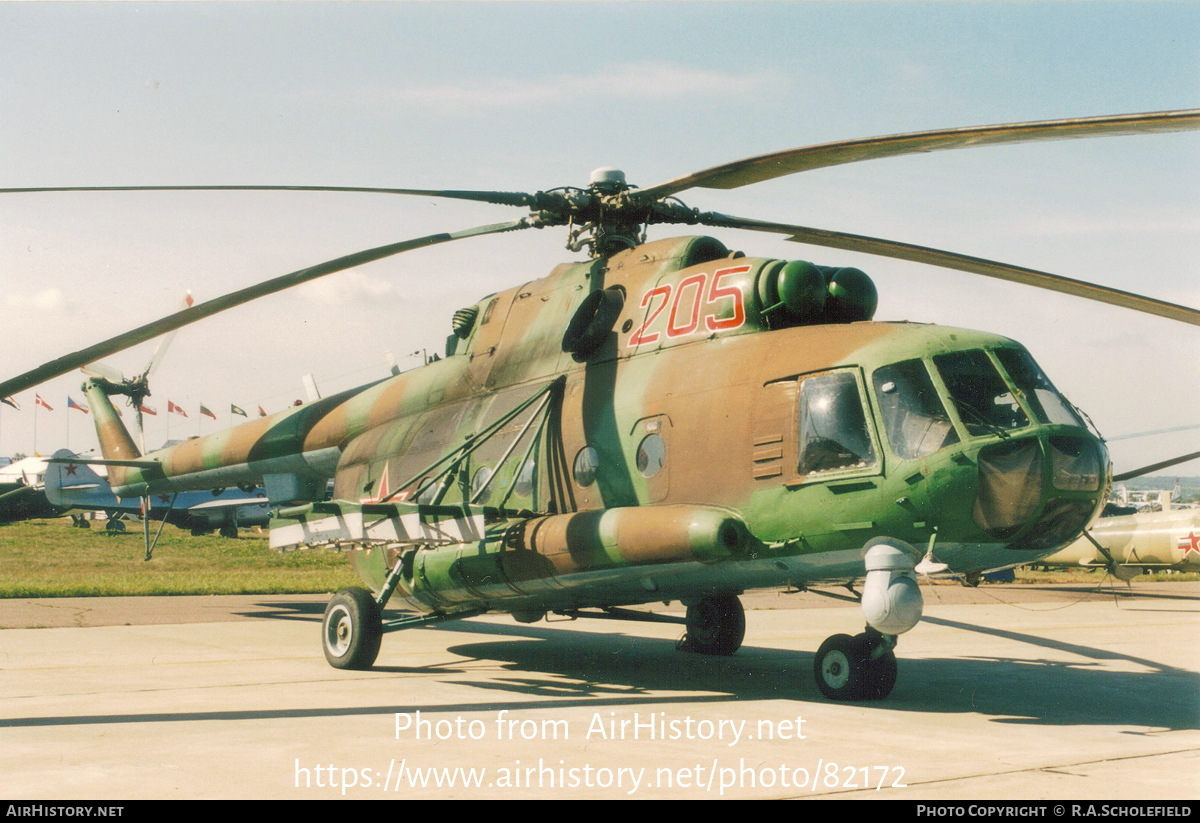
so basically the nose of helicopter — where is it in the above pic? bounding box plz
[971,432,1107,552]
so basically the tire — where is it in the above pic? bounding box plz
[814,633,861,700]
[685,595,746,655]
[862,645,898,701]
[814,632,897,701]
[105,519,126,533]
[322,587,383,670]
[219,524,238,539]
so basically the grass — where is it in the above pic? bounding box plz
[0,517,1193,599]
[0,517,359,598]
[1015,567,1198,583]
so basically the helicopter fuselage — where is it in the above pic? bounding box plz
[86,235,1109,617]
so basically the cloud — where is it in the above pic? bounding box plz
[296,270,398,305]
[969,211,1200,241]
[3,288,69,312]
[333,63,781,113]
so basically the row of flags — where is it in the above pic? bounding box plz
[1,395,271,419]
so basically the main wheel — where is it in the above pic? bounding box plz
[322,587,383,670]
[814,632,898,701]
[862,644,898,701]
[684,595,746,655]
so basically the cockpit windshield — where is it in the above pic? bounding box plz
[932,350,1029,436]
[872,359,960,459]
[993,348,1084,427]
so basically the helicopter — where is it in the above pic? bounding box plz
[1035,505,1200,580]
[2,110,1198,701]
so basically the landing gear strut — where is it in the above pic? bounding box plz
[813,628,898,701]
[812,537,922,701]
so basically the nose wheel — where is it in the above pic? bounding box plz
[814,630,897,701]
[322,587,383,670]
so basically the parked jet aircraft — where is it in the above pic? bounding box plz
[0,455,64,524]
[43,449,269,538]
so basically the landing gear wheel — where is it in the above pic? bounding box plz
[813,632,897,701]
[862,643,898,701]
[322,587,383,670]
[684,595,745,655]
[218,524,238,539]
[105,519,126,533]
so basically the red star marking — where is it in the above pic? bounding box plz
[159,495,171,505]
[1178,531,1200,556]
[64,464,78,477]
[359,461,408,504]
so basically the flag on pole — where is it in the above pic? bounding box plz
[231,404,248,417]
[35,394,53,411]
[200,404,216,420]
[67,396,90,414]
[258,406,267,417]
[139,404,157,416]
[2,397,18,410]
[168,400,188,417]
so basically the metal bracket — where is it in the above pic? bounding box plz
[380,609,486,635]
[555,607,688,626]
[142,491,178,561]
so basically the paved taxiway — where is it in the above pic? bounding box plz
[1,582,1197,799]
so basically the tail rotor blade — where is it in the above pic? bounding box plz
[143,291,195,379]
[81,362,127,384]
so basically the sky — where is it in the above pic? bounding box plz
[0,1,1197,480]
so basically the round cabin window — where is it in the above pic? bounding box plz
[471,466,493,502]
[636,434,665,478]
[573,446,599,487]
[514,459,536,498]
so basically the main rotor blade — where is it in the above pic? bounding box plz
[0,218,533,399]
[0,184,537,208]
[698,211,1200,327]
[1108,423,1200,442]
[638,109,1200,201]
[1113,450,1200,483]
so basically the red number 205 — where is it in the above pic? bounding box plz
[628,265,749,346]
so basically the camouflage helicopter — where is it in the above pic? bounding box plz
[2,110,1199,701]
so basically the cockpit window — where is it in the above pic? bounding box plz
[872,359,960,459]
[797,371,877,475]
[993,348,1083,427]
[933,350,1029,436]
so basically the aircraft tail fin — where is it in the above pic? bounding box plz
[44,449,120,509]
